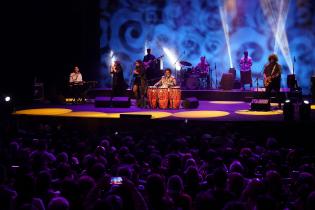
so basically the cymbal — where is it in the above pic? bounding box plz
[180,61,192,66]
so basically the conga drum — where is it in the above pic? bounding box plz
[169,86,181,109]
[157,88,169,109]
[147,86,158,109]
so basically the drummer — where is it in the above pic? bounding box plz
[194,56,210,74]
[154,68,176,88]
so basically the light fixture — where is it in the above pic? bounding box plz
[4,96,11,102]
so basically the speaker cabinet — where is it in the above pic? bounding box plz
[287,74,296,90]
[220,73,234,90]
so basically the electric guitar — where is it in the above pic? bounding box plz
[263,64,280,87]
[143,55,164,69]
[264,73,281,87]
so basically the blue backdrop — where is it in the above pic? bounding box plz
[100,0,315,93]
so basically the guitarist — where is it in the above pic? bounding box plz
[143,48,158,85]
[263,54,282,108]
[143,48,156,63]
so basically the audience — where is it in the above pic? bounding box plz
[0,120,315,210]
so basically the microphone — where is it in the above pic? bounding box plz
[215,63,216,69]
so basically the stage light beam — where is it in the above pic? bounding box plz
[110,50,116,65]
[162,47,181,71]
[219,2,233,68]
[260,0,293,73]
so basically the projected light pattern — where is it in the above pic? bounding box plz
[100,0,315,93]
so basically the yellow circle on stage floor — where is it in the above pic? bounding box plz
[235,109,283,115]
[14,108,72,116]
[209,101,245,104]
[59,111,110,118]
[109,111,172,119]
[311,105,315,110]
[173,111,230,119]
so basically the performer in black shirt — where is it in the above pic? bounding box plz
[263,54,282,108]
[110,61,127,96]
[133,60,148,107]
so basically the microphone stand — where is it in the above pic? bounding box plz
[209,65,212,89]
[292,57,297,89]
[214,63,218,89]
[174,51,185,86]
[256,75,259,93]
[293,57,295,75]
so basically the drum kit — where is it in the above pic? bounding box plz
[147,86,181,109]
[178,60,210,90]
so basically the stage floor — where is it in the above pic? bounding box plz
[13,100,315,122]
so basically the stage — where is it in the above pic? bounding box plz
[13,99,315,122]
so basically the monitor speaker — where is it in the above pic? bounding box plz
[120,114,151,119]
[182,97,199,109]
[112,97,130,108]
[95,96,111,107]
[250,98,270,111]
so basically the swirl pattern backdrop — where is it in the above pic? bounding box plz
[100,0,315,93]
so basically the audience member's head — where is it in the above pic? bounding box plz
[48,197,70,210]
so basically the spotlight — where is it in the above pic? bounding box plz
[283,99,294,121]
[4,96,11,102]
[299,100,311,121]
[1,95,14,117]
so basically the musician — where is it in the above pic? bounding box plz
[69,66,84,103]
[263,54,282,108]
[143,48,159,86]
[143,48,156,62]
[110,61,127,96]
[195,56,210,89]
[133,60,148,107]
[69,66,83,84]
[239,51,253,90]
[154,68,176,88]
[195,56,210,74]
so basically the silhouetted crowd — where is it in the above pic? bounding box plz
[1,122,315,210]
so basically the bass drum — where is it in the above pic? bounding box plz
[184,75,200,90]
